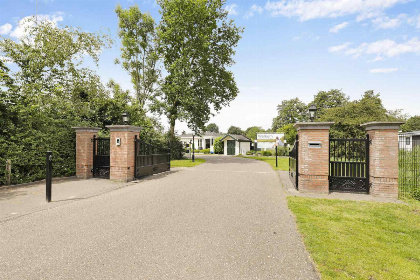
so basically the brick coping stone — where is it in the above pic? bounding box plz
[294,122,334,131]
[360,121,405,130]
[105,125,142,132]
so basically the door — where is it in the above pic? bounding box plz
[227,140,236,155]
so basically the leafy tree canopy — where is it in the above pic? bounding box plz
[309,89,349,118]
[277,124,297,145]
[115,4,159,109]
[401,116,420,132]
[155,0,243,137]
[205,123,220,133]
[227,125,243,135]
[320,90,402,138]
[272,98,307,131]
[245,126,264,141]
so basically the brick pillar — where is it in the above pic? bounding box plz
[106,125,141,182]
[295,122,334,194]
[72,127,101,179]
[361,122,404,198]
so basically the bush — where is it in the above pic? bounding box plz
[214,136,224,154]
[275,146,289,156]
[202,148,210,154]
[263,150,272,156]
[412,188,420,201]
[246,151,253,155]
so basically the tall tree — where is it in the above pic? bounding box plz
[401,116,420,132]
[320,90,400,138]
[227,126,243,135]
[156,0,243,138]
[277,124,297,145]
[309,89,349,118]
[272,98,308,131]
[115,5,159,108]
[245,126,264,141]
[205,123,219,133]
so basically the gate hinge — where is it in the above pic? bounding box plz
[369,139,372,145]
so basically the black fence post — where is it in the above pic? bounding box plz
[192,135,195,162]
[276,145,278,167]
[46,151,52,203]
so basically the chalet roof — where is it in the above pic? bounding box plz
[220,134,252,142]
[179,132,224,138]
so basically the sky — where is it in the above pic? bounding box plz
[1,0,420,134]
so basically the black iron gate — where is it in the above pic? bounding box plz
[134,136,170,178]
[329,136,369,193]
[92,136,110,178]
[289,135,298,189]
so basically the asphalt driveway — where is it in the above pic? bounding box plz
[0,155,318,279]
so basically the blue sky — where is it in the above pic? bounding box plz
[1,0,419,133]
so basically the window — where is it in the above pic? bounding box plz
[406,137,411,145]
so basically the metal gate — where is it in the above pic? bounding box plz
[92,136,110,178]
[134,136,170,178]
[289,135,298,189]
[329,136,369,193]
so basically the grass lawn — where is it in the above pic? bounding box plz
[170,158,205,167]
[287,196,420,280]
[238,156,289,171]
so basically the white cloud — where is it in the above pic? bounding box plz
[329,22,349,33]
[372,14,406,29]
[330,37,420,60]
[244,4,263,19]
[265,0,408,21]
[328,42,352,52]
[356,10,384,22]
[369,68,399,73]
[225,4,238,16]
[10,12,64,39]
[0,23,12,35]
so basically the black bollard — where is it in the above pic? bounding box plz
[46,151,52,202]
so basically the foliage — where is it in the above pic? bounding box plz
[277,123,297,145]
[213,136,224,154]
[309,89,349,119]
[155,0,243,137]
[320,91,402,138]
[227,125,243,135]
[262,150,272,156]
[201,148,211,154]
[288,196,420,280]
[272,98,308,131]
[245,126,264,140]
[115,4,159,109]
[167,134,184,160]
[170,158,206,167]
[0,18,113,185]
[401,116,420,132]
[205,123,220,133]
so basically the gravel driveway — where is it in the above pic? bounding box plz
[0,155,318,279]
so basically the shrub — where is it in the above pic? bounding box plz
[202,148,210,154]
[214,136,224,154]
[246,151,253,155]
[412,188,420,201]
[263,150,272,156]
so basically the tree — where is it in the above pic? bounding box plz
[401,116,420,132]
[320,91,400,138]
[213,136,224,154]
[205,123,219,133]
[309,89,349,118]
[245,126,264,141]
[272,98,308,131]
[156,0,243,138]
[115,5,159,108]
[277,124,297,145]
[228,126,243,135]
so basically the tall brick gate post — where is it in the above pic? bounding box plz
[106,125,141,182]
[72,127,101,179]
[295,122,334,194]
[361,122,404,198]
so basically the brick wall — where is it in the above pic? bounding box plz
[73,128,100,179]
[297,128,330,194]
[366,129,399,198]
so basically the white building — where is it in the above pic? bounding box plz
[256,132,285,151]
[398,131,420,151]
[220,134,252,155]
[179,132,223,153]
